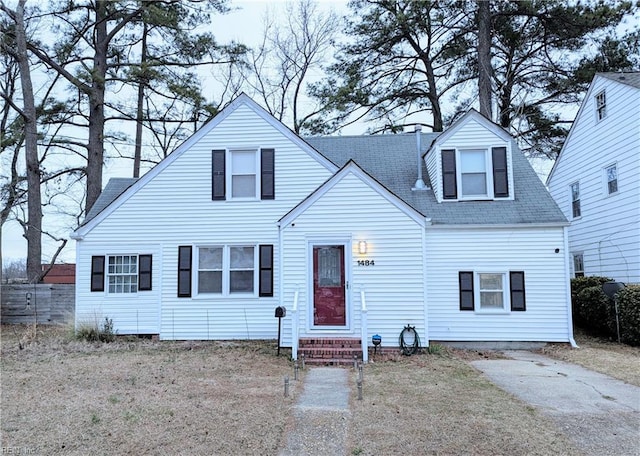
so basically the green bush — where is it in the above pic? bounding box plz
[570,276,612,329]
[616,285,640,346]
[576,286,616,337]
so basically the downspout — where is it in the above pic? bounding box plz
[563,226,578,348]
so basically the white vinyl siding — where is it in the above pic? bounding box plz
[281,172,426,348]
[427,227,570,342]
[75,102,333,339]
[548,75,640,283]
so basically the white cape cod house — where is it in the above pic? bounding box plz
[72,94,575,360]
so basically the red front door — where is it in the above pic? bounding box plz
[313,245,346,326]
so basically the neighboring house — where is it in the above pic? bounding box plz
[41,263,76,284]
[72,93,575,357]
[547,72,640,284]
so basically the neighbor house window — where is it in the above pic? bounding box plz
[211,148,275,200]
[595,90,606,121]
[573,254,584,278]
[570,182,581,218]
[442,147,508,200]
[605,164,618,195]
[459,271,525,312]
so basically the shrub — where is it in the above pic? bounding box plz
[616,285,640,346]
[76,317,117,343]
[570,276,612,329]
[575,286,615,337]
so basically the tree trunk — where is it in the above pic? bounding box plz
[477,0,492,120]
[133,18,148,178]
[86,0,108,214]
[14,0,42,282]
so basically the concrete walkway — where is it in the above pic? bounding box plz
[279,367,351,456]
[471,351,640,456]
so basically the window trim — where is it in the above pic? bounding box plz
[570,181,581,219]
[604,163,618,196]
[476,272,507,313]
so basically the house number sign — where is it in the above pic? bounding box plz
[357,260,375,266]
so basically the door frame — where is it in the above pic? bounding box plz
[307,237,352,331]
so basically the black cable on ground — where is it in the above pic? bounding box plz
[399,324,420,356]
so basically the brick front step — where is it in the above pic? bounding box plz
[298,337,363,366]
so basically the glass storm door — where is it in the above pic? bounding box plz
[313,245,346,326]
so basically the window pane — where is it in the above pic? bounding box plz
[460,150,485,172]
[461,173,487,195]
[232,175,256,197]
[199,247,222,269]
[231,247,254,269]
[481,291,503,308]
[480,274,502,290]
[199,271,222,293]
[230,271,254,293]
[232,150,256,173]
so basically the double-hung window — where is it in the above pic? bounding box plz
[460,149,488,198]
[595,90,606,121]
[189,245,265,296]
[212,148,275,200]
[459,271,525,312]
[442,147,508,200]
[570,182,581,218]
[90,254,152,293]
[573,254,584,278]
[605,164,618,195]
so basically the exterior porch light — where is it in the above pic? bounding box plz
[358,240,368,255]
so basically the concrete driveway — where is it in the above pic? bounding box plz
[471,351,640,456]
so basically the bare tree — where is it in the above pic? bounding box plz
[244,0,339,133]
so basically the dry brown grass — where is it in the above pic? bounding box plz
[347,352,580,456]
[1,325,298,455]
[540,328,640,387]
[3,325,638,455]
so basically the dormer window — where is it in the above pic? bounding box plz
[595,90,606,121]
[442,147,509,200]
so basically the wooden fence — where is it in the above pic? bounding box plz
[1,284,74,325]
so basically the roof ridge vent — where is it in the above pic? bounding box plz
[412,124,429,191]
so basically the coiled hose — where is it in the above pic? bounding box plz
[399,324,420,356]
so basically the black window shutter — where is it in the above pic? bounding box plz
[177,246,192,298]
[212,149,226,200]
[492,147,509,197]
[442,149,457,199]
[91,256,105,292]
[459,271,474,311]
[259,244,274,297]
[510,271,526,311]
[138,255,152,291]
[261,148,275,200]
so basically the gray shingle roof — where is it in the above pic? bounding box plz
[305,133,567,225]
[598,72,640,89]
[83,177,137,224]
